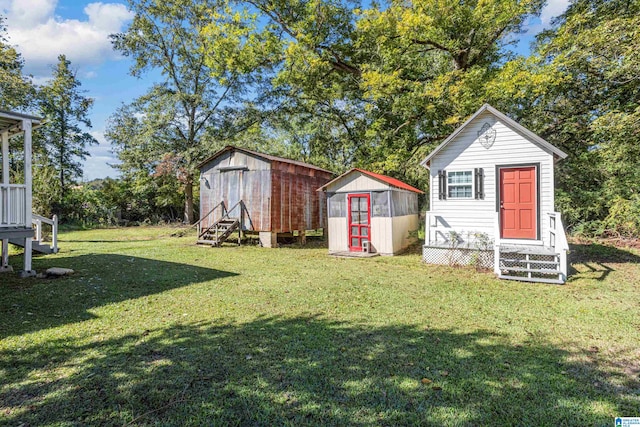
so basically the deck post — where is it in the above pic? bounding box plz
[493,213,501,275]
[425,212,431,245]
[0,239,11,272]
[21,120,35,276]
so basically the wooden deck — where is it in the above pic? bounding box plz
[0,226,34,239]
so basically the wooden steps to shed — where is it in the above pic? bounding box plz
[198,218,240,247]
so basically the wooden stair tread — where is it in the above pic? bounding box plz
[498,275,564,284]
[502,266,560,274]
[500,258,558,265]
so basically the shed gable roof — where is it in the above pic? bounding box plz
[420,104,568,168]
[318,168,424,193]
[197,145,332,173]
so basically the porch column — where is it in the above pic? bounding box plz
[21,120,35,277]
[1,130,10,272]
[1,130,8,185]
[2,130,8,225]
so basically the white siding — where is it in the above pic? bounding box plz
[371,217,391,254]
[328,217,348,252]
[391,215,420,254]
[329,213,419,255]
[429,111,555,246]
[324,171,390,193]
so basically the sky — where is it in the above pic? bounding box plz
[0,0,571,181]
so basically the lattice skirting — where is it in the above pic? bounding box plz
[422,246,494,269]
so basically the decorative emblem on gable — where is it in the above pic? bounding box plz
[477,122,496,149]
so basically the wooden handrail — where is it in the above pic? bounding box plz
[193,201,226,234]
[198,200,253,239]
[31,213,58,253]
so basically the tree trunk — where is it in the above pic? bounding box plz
[184,178,194,224]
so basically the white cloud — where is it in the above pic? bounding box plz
[0,0,133,78]
[84,130,120,180]
[523,0,571,35]
[90,130,108,145]
[540,0,571,28]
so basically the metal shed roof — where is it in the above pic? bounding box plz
[318,168,424,194]
[197,145,333,173]
[0,110,43,138]
[420,103,568,168]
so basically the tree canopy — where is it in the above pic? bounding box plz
[38,54,98,193]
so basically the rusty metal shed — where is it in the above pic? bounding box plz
[197,146,333,247]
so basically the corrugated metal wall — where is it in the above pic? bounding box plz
[199,151,332,233]
[270,161,332,233]
[199,150,272,231]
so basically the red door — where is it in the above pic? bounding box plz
[500,166,537,239]
[348,194,370,251]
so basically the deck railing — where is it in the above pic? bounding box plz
[548,212,569,281]
[425,211,445,245]
[33,214,59,253]
[0,184,27,227]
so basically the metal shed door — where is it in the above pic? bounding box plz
[348,194,370,251]
[221,170,242,218]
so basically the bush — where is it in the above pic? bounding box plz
[604,196,640,238]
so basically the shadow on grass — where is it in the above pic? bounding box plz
[0,254,237,339]
[1,316,637,426]
[568,243,640,282]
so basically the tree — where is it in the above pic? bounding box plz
[489,0,640,235]
[38,55,98,193]
[0,16,34,110]
[111,0,274,223]
[240,0,544,188]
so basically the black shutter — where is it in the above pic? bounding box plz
[474,168,484,200]
[438,170,447,200]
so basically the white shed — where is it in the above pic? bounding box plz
[318,168,423,256]
[421,104,570,284]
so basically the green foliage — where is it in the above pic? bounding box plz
[110,0,275,223]
[237,0,544,191]
[491,0,640,236]
[38,55,98,192]
[604,196,640,238]
[57,185,120,227]
[0,17,35,110]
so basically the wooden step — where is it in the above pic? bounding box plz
[499,275,564,285]
[502,266,560,274]
[8,238,56,254]
[197,239,218,245]
[500,258,559,265]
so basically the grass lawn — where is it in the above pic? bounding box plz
[1,227,639,426]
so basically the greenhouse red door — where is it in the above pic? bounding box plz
[348,194,370,251]
[500,166,537,239]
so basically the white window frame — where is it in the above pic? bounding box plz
[447,170,474,199]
